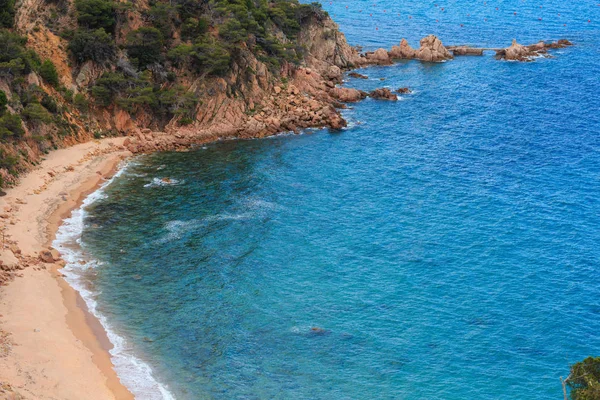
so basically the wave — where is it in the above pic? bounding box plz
[53,161,176,400]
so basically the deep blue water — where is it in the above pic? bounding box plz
[63,1,600,398]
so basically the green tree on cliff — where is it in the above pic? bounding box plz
[0,90,7,114]
[74,0,116,32]
[0,0,15,28]
[126,27,165,68]
[564,357,600,399]
[39,60,59,87]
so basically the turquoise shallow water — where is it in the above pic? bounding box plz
[56,1,600,398]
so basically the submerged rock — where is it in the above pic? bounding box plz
[348,72,368,79]
[450,47,484,56]
[396,87,412,94]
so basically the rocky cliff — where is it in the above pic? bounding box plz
[0,0,362,188]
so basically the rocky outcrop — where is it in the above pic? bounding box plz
[415,35,453,62]
[365,48,393,65]
[396,87,412,94]
[500,39,531,61]
[298,15,361,75]
[496,39,573,61]
[369,88,398,101]
[388,36,452,62]
[389,39,417,59]
[329,87,368,102]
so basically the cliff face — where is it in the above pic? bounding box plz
[0,0,359,187]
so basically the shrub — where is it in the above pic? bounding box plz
[40,93,59,113]
[0,90,7,114]
[126,27,164,68]
[145,3,179,42]
[39,60,59,87]
[191,36,231,76]
[0,0,15,28]
[91,71,128,106]
[0,113,25,139]
[0,31,28,63]
[566,356,600,399]
[74,0,116,32]
[219,19,247,44]
[22,103,53,124]
[173,0,206,21]
[74,93,89,112]
[68,28,115,64]
[0,149,19,172]
[0,31,40,77]
[181,17,209,41]
[167,44,193,67]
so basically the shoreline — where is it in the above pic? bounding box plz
[0,138,134,399]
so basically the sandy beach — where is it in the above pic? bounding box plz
[0,138,134,400]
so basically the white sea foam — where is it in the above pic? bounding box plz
[53,161,176,400]
[144,177,184,188]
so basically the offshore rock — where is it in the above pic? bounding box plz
[365,48,392,65]
[389,39,417,59]
[369,88,398,101]
[416,35,453,62]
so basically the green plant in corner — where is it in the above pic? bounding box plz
[0,0,16,28]
[564,357,600,399]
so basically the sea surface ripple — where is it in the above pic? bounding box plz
[57,1,600,398]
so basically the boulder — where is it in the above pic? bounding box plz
[329,87,368,103]
[326,65,342,81]
[396,87,412,94]
[369,88,398,101]
[0,250,19,270]
[39,249,58,263]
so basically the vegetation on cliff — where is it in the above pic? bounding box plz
[0,0,334,187]
[564,357,600,399]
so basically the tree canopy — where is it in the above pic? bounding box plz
[565,357,600,400]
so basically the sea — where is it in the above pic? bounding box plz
[54,1,600,398]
